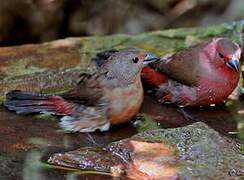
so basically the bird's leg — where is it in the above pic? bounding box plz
[86,133,99,146]
[176,107,198,122]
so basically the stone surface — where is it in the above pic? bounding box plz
[48,122,244,179]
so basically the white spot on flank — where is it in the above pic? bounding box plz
[59,116,75,131]
[99,122,110,132]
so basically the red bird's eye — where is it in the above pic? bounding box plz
[218,53,224,58]
[132,57,139,63]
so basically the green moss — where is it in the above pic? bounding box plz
[40,86,72,96]
[5,58,45,77]
[224,100,234,107]
[35,113,57,121]
[0,95,5,104]
[133,113,161,132]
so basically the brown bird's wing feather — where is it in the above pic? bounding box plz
[62,48,120,104]
[152,43,205,86]
[60,72,111,132]
[62,73,105,105]
[59,97,110,132]
[59,49,116,132]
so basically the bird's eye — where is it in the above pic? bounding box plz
[218,53,224,58]
[132,57,139,63]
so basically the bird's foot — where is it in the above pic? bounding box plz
[86,133,100,146]
[177,107,197,122]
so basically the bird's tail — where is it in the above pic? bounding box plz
[4,90,74,115]
[141,66,168,87]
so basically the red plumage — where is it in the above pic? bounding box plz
[47,96,74,115]
[141,66,168,86]
[4,90,74,115]
[142,38,241,107]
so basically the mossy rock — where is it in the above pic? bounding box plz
[0,21,243,102]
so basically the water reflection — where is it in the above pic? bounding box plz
[0,95,243,179]
[23,150,44,180]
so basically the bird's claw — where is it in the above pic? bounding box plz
[177,108,197,122]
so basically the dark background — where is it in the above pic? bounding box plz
[0,0,243,46]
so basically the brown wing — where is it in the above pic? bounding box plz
[61,73,105,106]
[62,49,120,105]
[59,74,111,132]
[151,43,205,86]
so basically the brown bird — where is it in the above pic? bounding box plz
[141,38,241,107]
[4,48,158,132]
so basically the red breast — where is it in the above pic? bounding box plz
[194,65,240,106]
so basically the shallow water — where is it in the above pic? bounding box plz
[0,95,243,179]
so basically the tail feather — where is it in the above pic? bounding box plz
[5,90,110,132]
[5,99,51,106]
[6,106,56,114]
[4,90,74,115]
[6,90,48,100]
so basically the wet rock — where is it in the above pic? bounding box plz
[48,147,125,173]
[48,122,244,179]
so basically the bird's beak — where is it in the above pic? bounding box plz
[226,59,240,72]
[143,53,158,65]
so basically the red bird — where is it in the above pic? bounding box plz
[141,38,241,107]
[4,48,158,132]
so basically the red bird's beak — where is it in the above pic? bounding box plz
[143,53,158,65]
[226,59,240,72]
